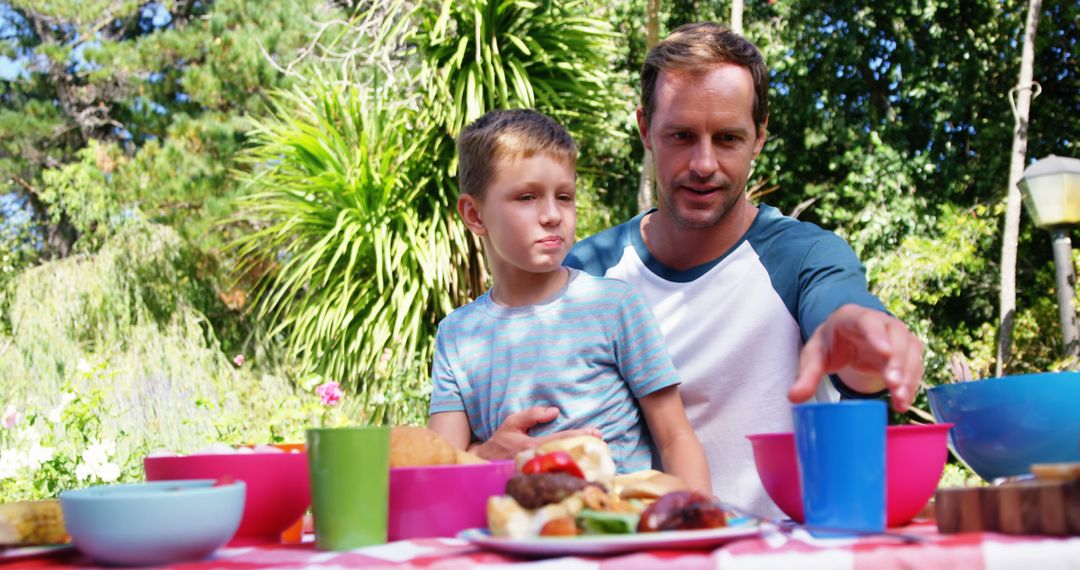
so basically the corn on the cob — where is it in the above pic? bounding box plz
[0,500,69,545]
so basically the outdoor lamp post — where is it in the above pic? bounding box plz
[1017,155,1080,358]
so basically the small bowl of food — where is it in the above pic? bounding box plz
[387,427,514,540]
[59,479,244,566]
[748,423,953,527]
[144,444,309,544]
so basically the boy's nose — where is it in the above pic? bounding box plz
[539,197,562,225]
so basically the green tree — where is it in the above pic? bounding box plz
[233,0,629,399]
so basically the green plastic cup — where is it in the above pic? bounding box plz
[306,426,390,550]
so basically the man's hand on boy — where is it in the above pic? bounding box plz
[469,406,603,460]
[789,304,924,413]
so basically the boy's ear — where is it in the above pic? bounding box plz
[457,194,487,236]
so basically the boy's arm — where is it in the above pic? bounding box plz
[428,411,472,450]
[638,385,712,496]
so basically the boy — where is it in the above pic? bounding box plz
[428,109,711,494]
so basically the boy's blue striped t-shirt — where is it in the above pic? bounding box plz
[429,269,680,472]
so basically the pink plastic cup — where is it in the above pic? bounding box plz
[747,423,953,527]
[388,461,515,541]
[144,451,310,545]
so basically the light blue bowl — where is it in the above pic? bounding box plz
[60,479,245,566]
[927,371,1080,481]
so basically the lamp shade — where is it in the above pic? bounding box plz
[1018,155,1080,228]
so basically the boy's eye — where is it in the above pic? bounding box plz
[558,193,575,202]
[517,194,535,201]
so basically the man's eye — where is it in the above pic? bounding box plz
[672,132,690,141]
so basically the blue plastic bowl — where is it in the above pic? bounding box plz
[927,371,1080,481]
[60,479,245,566]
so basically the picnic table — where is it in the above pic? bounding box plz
[6,523,1080,569]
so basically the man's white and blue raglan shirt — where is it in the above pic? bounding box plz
[564,204,886,516]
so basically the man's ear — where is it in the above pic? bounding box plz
[458,194,487,236]
[752,115,769,157]
[636,106,652,151]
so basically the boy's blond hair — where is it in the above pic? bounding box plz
[641,22,769,131]
[456,109,577,200]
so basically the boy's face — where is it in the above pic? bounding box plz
[458,152,576,279]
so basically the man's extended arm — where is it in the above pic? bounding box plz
[789,304,924,412]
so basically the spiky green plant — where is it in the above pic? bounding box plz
[232,79,454,393]
[413,0,622,146]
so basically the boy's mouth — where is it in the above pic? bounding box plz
[537,236,564,247]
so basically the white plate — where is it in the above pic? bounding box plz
[459,523,760,556]
[0,544,74,562]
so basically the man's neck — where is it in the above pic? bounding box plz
[641,201,759,271]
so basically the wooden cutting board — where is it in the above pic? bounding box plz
[936,479,1080,535]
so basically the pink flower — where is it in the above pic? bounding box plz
[2,405,16,429]
[316,381,342,407]
[233,354,245,367]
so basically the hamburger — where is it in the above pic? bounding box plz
[487,436,724,538]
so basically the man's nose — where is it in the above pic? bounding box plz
[688,140,720,179]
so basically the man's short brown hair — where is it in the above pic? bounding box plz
[456,109,577,200]
[641,22,769,131]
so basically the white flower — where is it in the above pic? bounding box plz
[75,462,93,482]
[0,449,24,479]
[25,442,54,469]
[97,462,121,483]
[76,439,118,483]
[46,392,77,423]
[83,440,115,465]
[370,392,387,405]
[76,359,92,375]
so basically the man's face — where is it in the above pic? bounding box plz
[459,153,577,279]
[638,64,767,230]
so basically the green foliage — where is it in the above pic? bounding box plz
[412,0,621,141]
[407,0,631,239]
[233,78,453,403]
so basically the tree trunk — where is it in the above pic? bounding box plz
[731,0,744,35]
[996,0,1042,376]
[637,0,661,214]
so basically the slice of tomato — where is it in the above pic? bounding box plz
[521,451,585,479]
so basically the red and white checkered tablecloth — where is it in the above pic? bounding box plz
[6,525,1080,569]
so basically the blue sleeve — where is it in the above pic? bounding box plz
[796,233,887,342]
[797,234,890,400]
[429,324,466,414]
[611,285,681,398]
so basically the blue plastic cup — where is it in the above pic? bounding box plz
[793,400,886,537]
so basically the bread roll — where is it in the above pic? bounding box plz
[515,436,616,488]
[389,426,456,467]
[619,472,689,502]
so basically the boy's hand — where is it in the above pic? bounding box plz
[469,406,602,461]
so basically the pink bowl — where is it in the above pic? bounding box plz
[388,460,514,540]
[144,452,310,545]
[747,423,953,527]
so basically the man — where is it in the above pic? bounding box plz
[470,23,924,515]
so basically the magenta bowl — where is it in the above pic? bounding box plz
[748,423,953,527]
[144,451,310,545]
[388,460,514,540]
